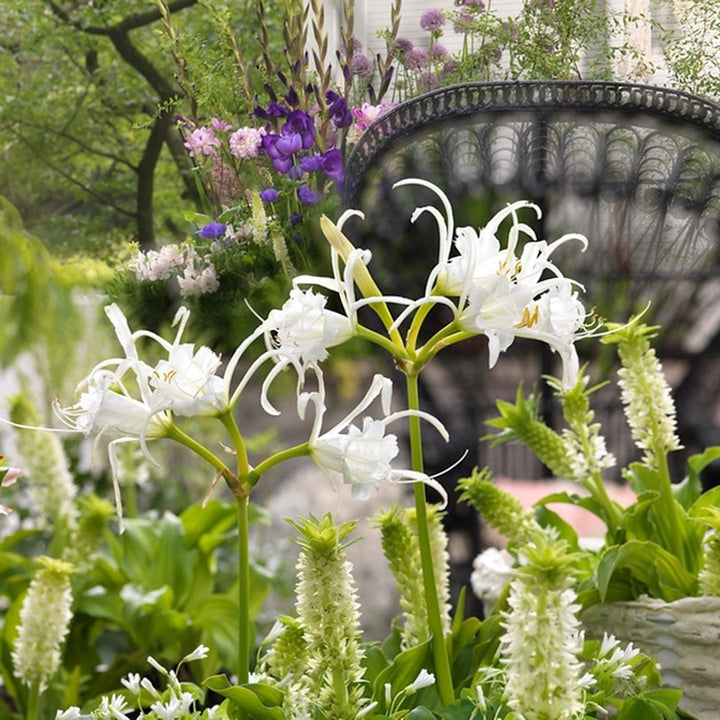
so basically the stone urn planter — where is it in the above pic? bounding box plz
[582,596,720,720]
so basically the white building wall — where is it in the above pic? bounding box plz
[346,0,683,89]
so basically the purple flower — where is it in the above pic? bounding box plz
[197,221,227,239]
[290,213,302,225]
[420,9,446,32]
[282,110,316,150]
[287,165,305,181]
[405,49,429,71]
[320,149,344,187]
[351,54,374,79]
[392,37,414,56]
[326,91,353,129]
[430,44,448,61]
[297,186,322,206]
[259,188,279,202]
[453,10,475,34]
[300,154,324,173]
[254,101,290,119]
[211,117,232,132]
[262,132,302,174]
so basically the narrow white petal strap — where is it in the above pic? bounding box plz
[390,470,449,509]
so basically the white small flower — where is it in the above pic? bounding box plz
[470,547,515,614]
[150,343,225,417]
[264,288,354,369]
[140,676,161,699]
[120,671,142,695]
[182,643,210,663]
[146,654,168,676]
[240,287,354,415]
[198,264,220,294]
[409,668,436,691]
[150,698,183,720]
[99,694,130,720]
[55,709,84,720]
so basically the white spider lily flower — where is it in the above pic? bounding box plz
[299,374,449,504]
[265,288,353,366]
[149,343,226,417]
[251,287,354,414]
[55,370,172,444]
[461,277,589,387]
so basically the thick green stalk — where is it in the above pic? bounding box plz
[26,682,39,720]
[236,494,251,687]
[405,372,454,705]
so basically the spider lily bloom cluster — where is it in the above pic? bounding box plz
[313,178,597,387]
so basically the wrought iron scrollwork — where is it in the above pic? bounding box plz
[341,81,720,610]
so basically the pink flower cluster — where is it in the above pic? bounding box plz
[183,119,267,162]
[129,244,220,298]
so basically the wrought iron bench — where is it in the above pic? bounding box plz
[342,81,720,610]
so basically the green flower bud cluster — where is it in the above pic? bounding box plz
[9,392,78,537]
[458,467,532,545]
[376,506,428,647]
[288,514,367,719]
[377,504,452,648]
[602,321,681,467]
[486,387,575,479]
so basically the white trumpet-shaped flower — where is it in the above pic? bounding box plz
[299,373,449,504]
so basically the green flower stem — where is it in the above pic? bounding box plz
[26,682,40,720]
[406,301,435,353]
[246,443,310,488]
[583,471,623,536]
[405,371,454,705]
[236,493,251,688]
[356,325,409,359]
[165,424,241,495]
[219,411,250,484]
[416,327,474,366]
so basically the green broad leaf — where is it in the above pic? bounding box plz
[615,698,666,719]
[362,644,390,687]
[687,446,720,481]
[452,586,466,636]
[437,698,478,720]
[181,499,237,550]
[194,594,240,672]
[626,462,663,495]
[203,676,284,719]
[671,472,702,510]
[532,504,580,548]
[372,640,431,708]
[407,707,437,719]
[642,688,682,712]
[596,542,696,601]
[182,210,212,225]
[689,485,720,519]
[451,616,483,687]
